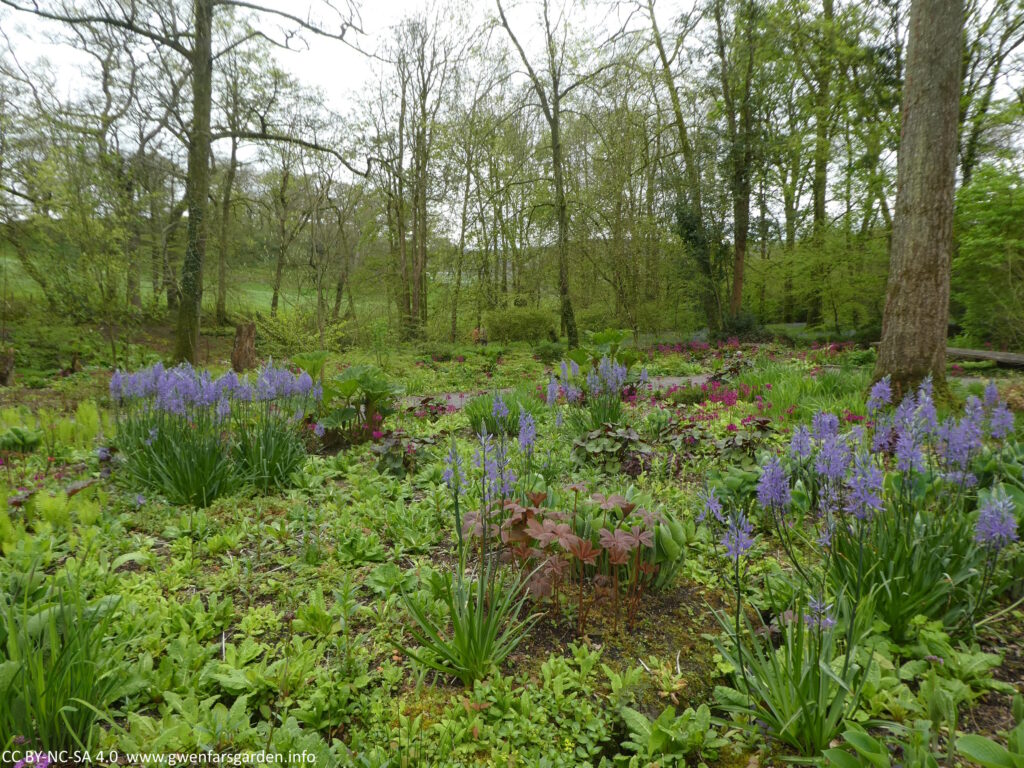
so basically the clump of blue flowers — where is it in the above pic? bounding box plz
[548,355,631,432]
[111,362,319,506]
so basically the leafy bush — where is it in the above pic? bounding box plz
[715,311,770,342]
[566,328,641,370]
[572,424,651,474]
[253,309,352,357]
[318,364,403,445]
[531,339,564,365]
[484,307,555,343]
[499,490,688,633]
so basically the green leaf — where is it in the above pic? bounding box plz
[956,734,1019,768]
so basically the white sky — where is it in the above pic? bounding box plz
[0,0,668,112]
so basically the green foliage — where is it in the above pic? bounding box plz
[118,406,239,508]
[370,431,435,477]
[714,598,869,758]
[954,164,1024,348]
[957,695,1024,767]
[463,388,542,436]
[320,364,402,441]
[716,311,769,342]
[572,424,650,474]
[253,309,352,358]
[532,339,565,365]
[396,565,538,688]
[0,567,132,750]
[484,306,556,343]
[566,328,641,371]
[231,406,307,492]
[825,722,941,768]
[617,704,726,766]
[0,426,42,452]
[828,481,987,643]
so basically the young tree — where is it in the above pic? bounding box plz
[497,0,618,347]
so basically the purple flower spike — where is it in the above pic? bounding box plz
[492,394,509,421]
[757,458,791,511]
[518,410,536,457]
[975,490,1018,551]
[698,486,724,524]
[721,512,755,562]
[990,404,1014,440]
[867,377,892,414]
[815,434,851,481]
[845,452,884,521]
[789,425,812,460]
[812,411,840,441]
[546,377,560,406]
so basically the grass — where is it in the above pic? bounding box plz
[734,357,872,419]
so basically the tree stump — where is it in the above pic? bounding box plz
[231,323,257,372]
[0,347,14,386]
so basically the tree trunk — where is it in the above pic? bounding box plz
[231,322,257,372]
[126,224,142,308]
[173,0,213,363]
[216,137,238,326]
[812,0,833,233]
[874,0,964,396]
[550,104,579,348]
[730,178,751,317]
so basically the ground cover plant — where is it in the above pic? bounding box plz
[0,335,1019,767]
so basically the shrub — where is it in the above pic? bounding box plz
[532,339,564,366]
[484,307,555,343]
[714,311,770,343]
[253,309,353,358]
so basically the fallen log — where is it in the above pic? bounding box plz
[946,347,1024,368]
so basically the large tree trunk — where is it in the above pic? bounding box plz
[173,0,213,363]
[874,0,964,396]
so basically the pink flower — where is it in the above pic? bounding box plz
[726,423,738,432]
[372,430,383,440]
